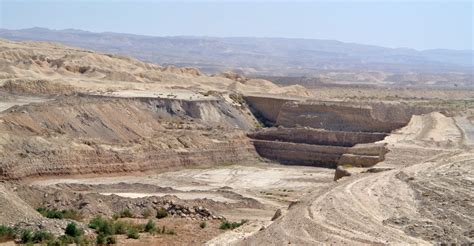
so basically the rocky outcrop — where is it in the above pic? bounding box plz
[334,166,351,181]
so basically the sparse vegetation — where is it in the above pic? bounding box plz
[20,229,54,244]
[36,207,83,221]
[199,221,207,229]
[0,225,15,242]
[156,207,168,219]
[32,230,55,243]
[126,228,140,239]
[65,222,83,237]
[219,219,248,230]
[144,220,156,233]
[118,208,134,218]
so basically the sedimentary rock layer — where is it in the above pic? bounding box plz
[248,128,387,147]
[0,95,260,180]
[252,140,385,168]
[245,95,446,133]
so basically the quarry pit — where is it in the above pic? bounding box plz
[0,39,472,245]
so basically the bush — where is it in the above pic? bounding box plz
[199,222,207,229]
[32,230,54,243]
[155,207,168,219]
[144,220,156,233]
[119,209,134,218]
[126,228,139,239]
[0,225,15,242]
[20,230,33,244]
[97,233,117,245]
[89,216,115,236]
[58,235,75,244]
[36,208,83,221]
[65,222,83,237]
[113,220,128,235]
[219,219,248,230]
[96,233,106,245]
[62,209,84,221]
[47,239,62,246]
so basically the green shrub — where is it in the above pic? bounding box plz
[199,222,206,229]
[47,239,62,246]
[119,209,134,218]
[65,222,83,237]
[155,207,168,219]
[89,216,116,236]
[36,208,83,221]
[96,233,106,245]
[0,225,15,242]
[20,230,33,244]
[32,230,54,243]
[97,234,117,245]
[58,235,75,244]
[126,228,139,239]
[112,213,120,221]
[144,220,156,233]
[219,219,248,230]
[62,209,83,221]
[113,220,128,235]
[98,220,115,236]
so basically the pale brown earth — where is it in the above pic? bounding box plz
[240,112,473,245]
[0,38,473,245]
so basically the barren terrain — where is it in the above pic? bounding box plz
[0,38,472,245]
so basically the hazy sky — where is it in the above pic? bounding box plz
[1,0,472,50]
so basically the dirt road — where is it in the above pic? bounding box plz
[242,113,473,245]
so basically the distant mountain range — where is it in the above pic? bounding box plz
[0,27,472,87]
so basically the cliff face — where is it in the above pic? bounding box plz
[245,96,445,133]
[0,95,259,180]
[248,127,388,167]
[248,128,387,147]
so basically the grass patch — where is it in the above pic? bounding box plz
[219,219,248,230]
[36,207,83,221]
[144,220,156,233]
[127,228,140,239]
[0,225,15,243]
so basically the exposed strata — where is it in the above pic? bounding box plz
[245,95,449,132]
[248,128,387,147]
[251,140,386,168]
[0,95,260,180]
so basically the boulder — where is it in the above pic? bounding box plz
[334,166,351,181]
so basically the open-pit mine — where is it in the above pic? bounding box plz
[0,39,473,245]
